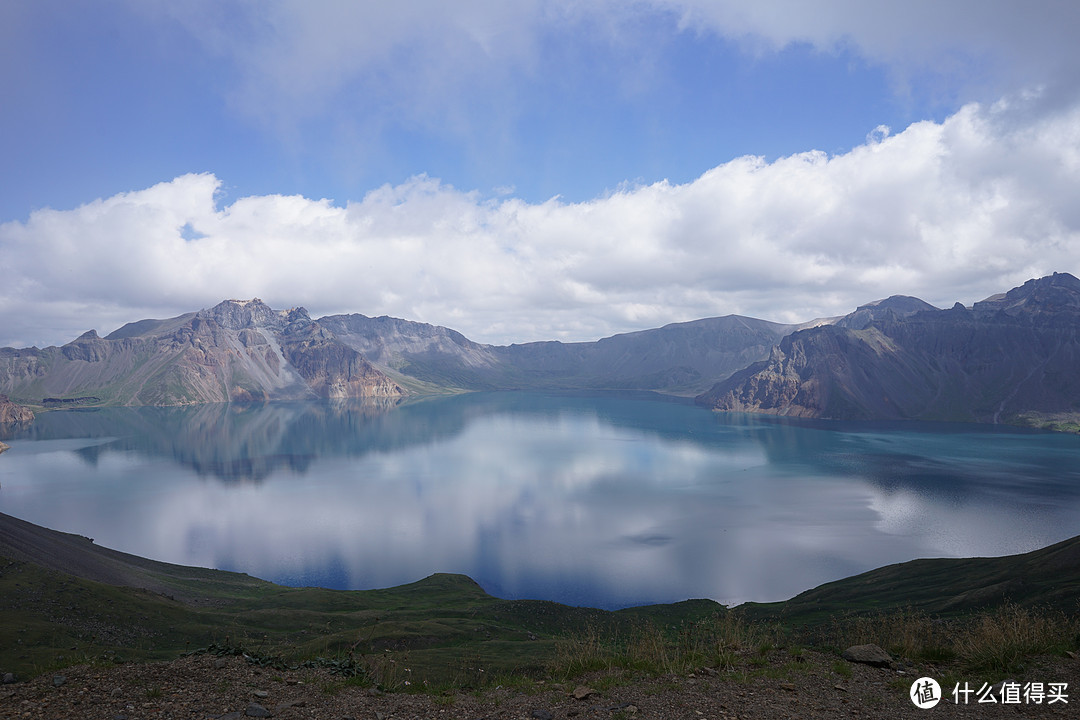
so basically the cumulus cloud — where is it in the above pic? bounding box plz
[2,97,1079,348]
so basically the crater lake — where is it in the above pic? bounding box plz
[2,391,1078,609]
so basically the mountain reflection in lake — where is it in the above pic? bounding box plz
[2,392,1079,609]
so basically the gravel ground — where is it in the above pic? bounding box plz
[3,649,1078,720]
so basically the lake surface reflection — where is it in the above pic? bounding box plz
[2,392,1079,609]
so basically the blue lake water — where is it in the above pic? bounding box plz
[1,392,1079,609]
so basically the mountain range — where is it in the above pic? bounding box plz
[3,273,1080,430]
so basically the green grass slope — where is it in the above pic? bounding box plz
[2,510,1078,685]
[744,534,1080,625]
[0,512,719,682]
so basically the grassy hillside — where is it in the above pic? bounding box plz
[0,512,720,682]
[2,511,1077,685]
[742,533,1080,625]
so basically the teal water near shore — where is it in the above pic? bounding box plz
[1,392,1078,609]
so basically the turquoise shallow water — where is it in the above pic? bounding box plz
[2,392,1079,609]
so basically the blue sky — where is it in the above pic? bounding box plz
[3,2,909,216]
[2,1,1080,347]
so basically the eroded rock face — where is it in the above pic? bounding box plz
[698,273,1080,426]
[202,298,286,331]
[278,314,403,400]
[0,300,404,407]
[0,395,34,425]
[61,330,110,362]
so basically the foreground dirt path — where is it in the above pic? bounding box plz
[2,650,1077,719]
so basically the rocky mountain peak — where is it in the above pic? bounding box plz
[1010,271,1080,300]
[835,295,938,330]
[201,299,285,330]
[62,328,109,361]
[285,307,312,324]
[697,272,1080,426]
[973,272,1080,318]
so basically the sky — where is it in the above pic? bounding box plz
[2,0,1080,348]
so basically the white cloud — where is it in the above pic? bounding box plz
[149,0,561,133]
[147,0,1080,133]
[654,0,1080,101]
[3,96,1079,348]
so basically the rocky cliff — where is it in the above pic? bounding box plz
[278,309,402,399]
[318,313,506,391]
[0,394,34,425]
[0,300,403,407]
[697,273,1080,427]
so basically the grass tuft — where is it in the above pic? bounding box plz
[548,611,778,680]
[953,603,1077,674]
[819,602,1080,676]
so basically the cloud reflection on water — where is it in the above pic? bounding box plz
[2,393,1079,608]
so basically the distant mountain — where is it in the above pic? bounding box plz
[317,313,506,391]
[697,273,1080,428]
[1,300,804,406]
[0,300,403,406]
[8,274,1080,421]
[322,313,798,393]
[833,295,939,329]
[497,316,798,392]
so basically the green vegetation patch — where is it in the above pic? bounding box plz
[3,519,1080,692]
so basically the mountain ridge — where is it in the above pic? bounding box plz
[0,299,403,406]
[2,302,813,405]
[696,272,1080,428]
[321,312,799,393]
[4,274,1080,428]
